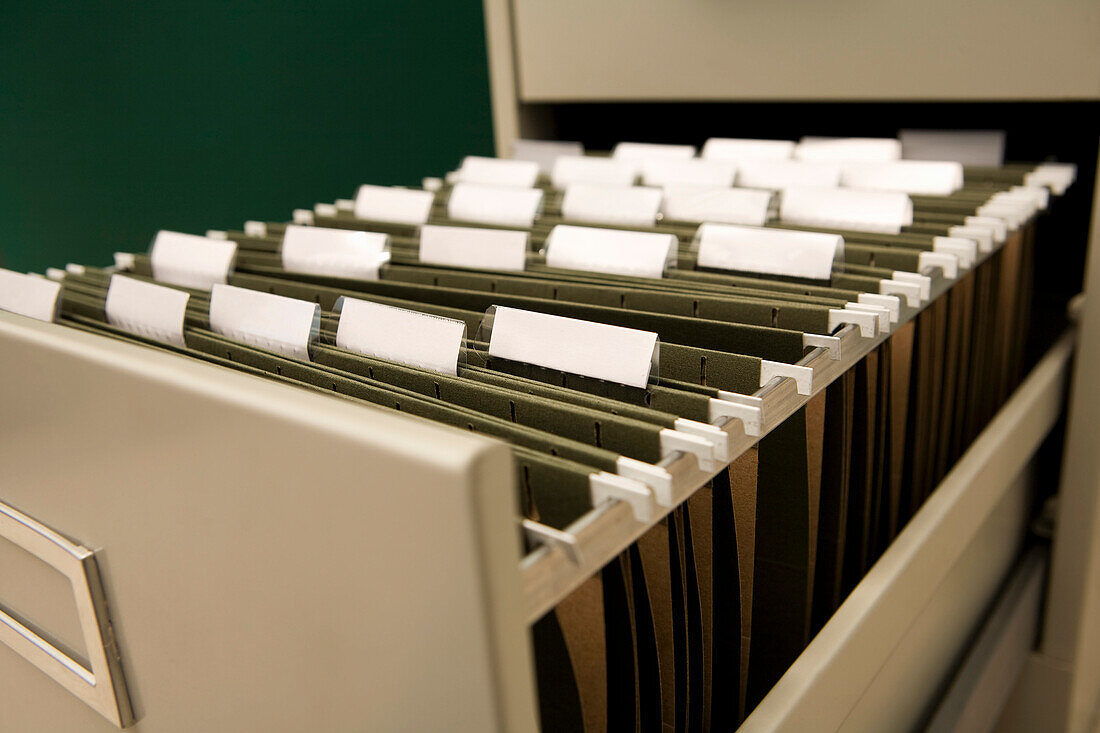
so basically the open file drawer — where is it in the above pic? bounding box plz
[0,306,1077,731]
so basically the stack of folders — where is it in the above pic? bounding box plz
[0,134,1077,732]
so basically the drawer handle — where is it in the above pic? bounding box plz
[0,501,134,728]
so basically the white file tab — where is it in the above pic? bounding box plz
[898,129,1006,166]
[0,268,61,322]
[701,138,796,161]
[150,231,237,290]
[932,236,977,268]
[612,142,697,161]
[551,156,638,188]
[965,215,1007,243]
[488,306,659,388]
[662,185,772,226]
[561,184,663,227]
[992,188,1045,216]
[208,284,320,360]
[640,158,736,187]
[736,160,842,190]
[1025,163,1076,195]
[281,225,390,280]
[1010,185,1050,211]
[948,225,994,253]
[545,225,676,279]
[337,298,466,375]
[780,186,914,234]
[354,185,435,225]
[454,156,540,188]
[839,160,964,195]
[696,224,842,280]
[795,137,902,161]
[511,139,585,174]
[977,201,1026,230]
[419,225,529,271]
[447,183,543,228]
[105,275,190,347]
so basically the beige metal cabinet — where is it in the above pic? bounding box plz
[481,0,1100,729]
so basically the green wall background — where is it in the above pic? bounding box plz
[0,1,495,273]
